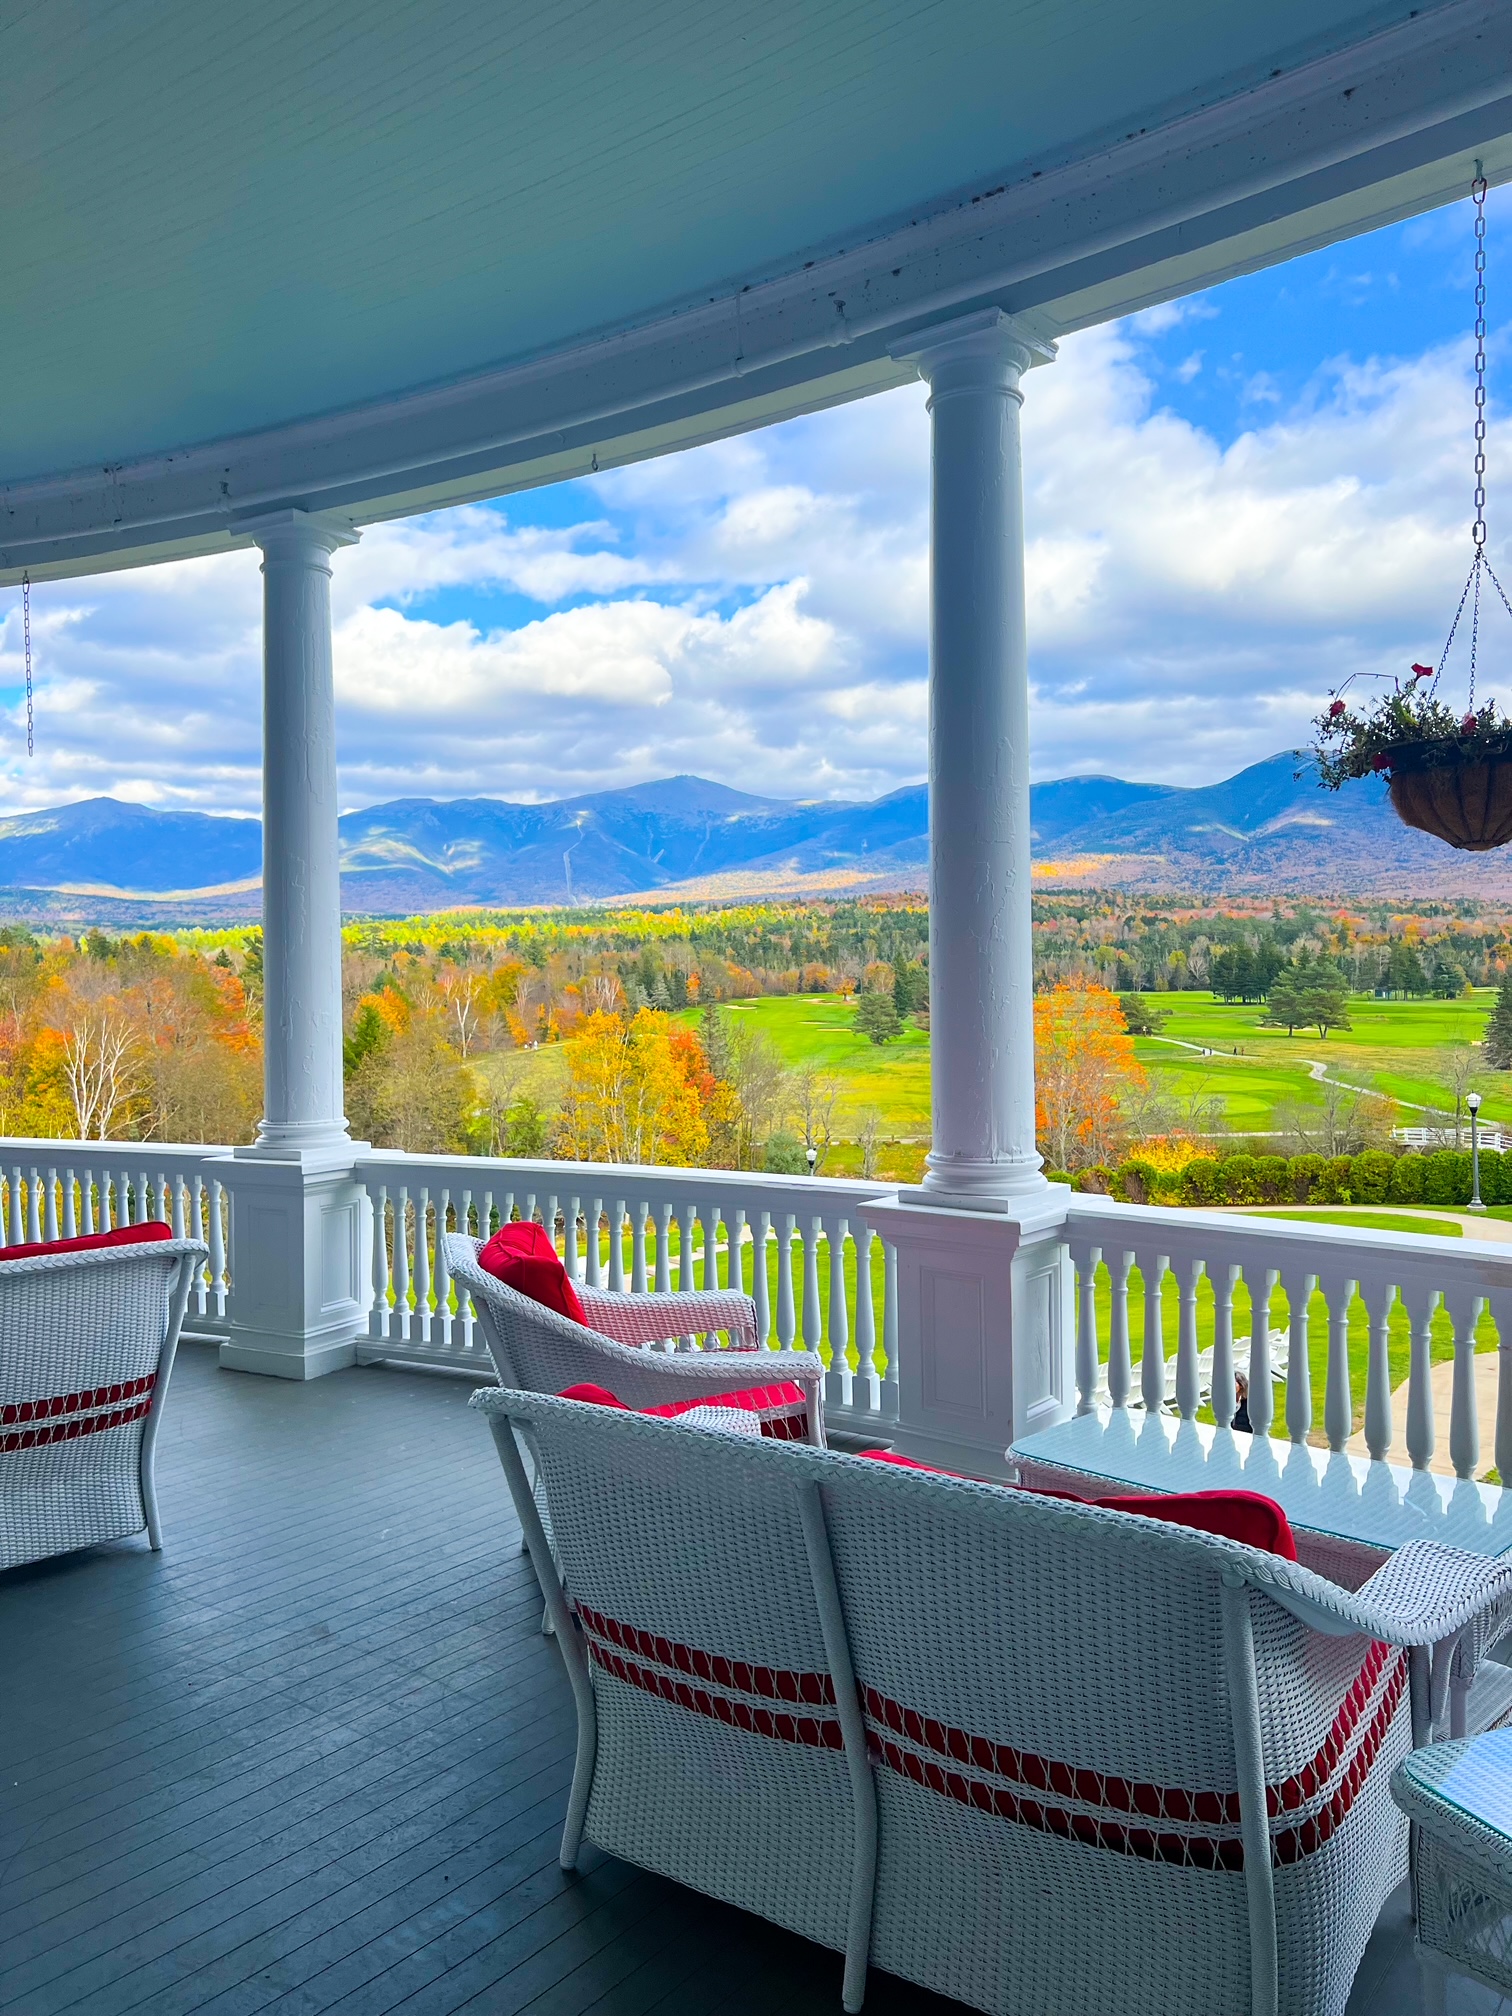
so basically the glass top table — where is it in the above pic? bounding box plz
[1395,1729,1512,1839]
[1010,1408,1512,1560]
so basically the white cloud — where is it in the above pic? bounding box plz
[0,304,1505,811]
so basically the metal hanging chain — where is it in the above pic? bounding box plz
[1475,172,1490,554]
[21,572,32,758]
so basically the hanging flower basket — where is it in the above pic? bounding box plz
[1312,173,1512,853]
[1314,683,1512,851]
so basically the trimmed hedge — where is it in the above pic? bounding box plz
[1078,1146,1504,1211]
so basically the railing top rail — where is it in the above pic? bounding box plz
[0,1138,235,1165]
[353,1148,896,1212]
[1065,1191,1512,1286]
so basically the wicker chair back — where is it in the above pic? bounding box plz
[0,1238,207,1569]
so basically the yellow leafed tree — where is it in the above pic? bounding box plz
[1034,982,1144,1172]
[556,1009,710,1166]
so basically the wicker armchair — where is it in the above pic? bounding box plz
[0,1237,207,1571]
[473,1384,1512,2016]
[444,1232,826,1444]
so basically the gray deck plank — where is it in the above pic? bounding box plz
[0,1342,1427,2016]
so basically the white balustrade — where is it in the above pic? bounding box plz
[351,1151,901,1430]
[1064,1196,1512,1483]
[0,1138,234,1331]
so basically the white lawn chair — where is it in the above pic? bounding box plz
[474,1385,1512,2016]
[444,1231,825,1442]
[0,1238,207,1570]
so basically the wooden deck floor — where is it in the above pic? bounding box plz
[0,1343,1500,2016]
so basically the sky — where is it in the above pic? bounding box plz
[3,185,1512,817]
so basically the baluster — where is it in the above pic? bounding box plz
[25,1168,41,1243]
[703,1204,721,1291]
[1246,1266,1279,1438]
[881,1238,900,1424]
[608,1201,625,1291]
[655,1204,673,1294]
[1137,1251,1168,1414]
[62,1166,78,1240]
[1403,1286,1439,1471]
[82,1169,96,1235]
[801,1217,823,1357]
[730,1207,747,1308]
[1211,1261,1238,1431]
[586,1197,604,1287]
[1072,1242,1101,1415]
[630,1201,648,1294]
[677,1203,696,1296]
[209,1179,228,1319]
[854,1224,878,1412]
[43,1165,59,1242]
[1321,1273,1356,1454]
[1175,1256,1202,1420]
[393,1188,411,1340]
[1107,1250,1134,1408]
[413,1188,432,1344]
[371,1186,391,1338]
[545,1195,560,1260]
[433,1191,454,1350]
[825,1217,851,1411]
[775,1213,797,1347]
[6,1166,21,1245]
[1492,1293,1512,1486]
[1282,1268,1316,1445]
[753,1210,772,1345]
[564,1196,581,1283]
[169,1172,186,1241]
[1446,1286,1485,1481]
[187,1176,206,1313]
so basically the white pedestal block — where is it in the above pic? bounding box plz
[860,1188,1073,1478]
[219,1147,371,1380]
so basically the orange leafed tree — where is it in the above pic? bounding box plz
[1034,982,1144,1171]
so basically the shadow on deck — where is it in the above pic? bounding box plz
[0,1344,1496,2015]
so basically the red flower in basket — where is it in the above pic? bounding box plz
[1371,752,1393,773]
[1464,713,1479,735]
[1328,699,1346,718]
[1412,663,1434,678]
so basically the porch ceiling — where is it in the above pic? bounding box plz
[4,0,1512,578]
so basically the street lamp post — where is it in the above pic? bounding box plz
[1469,1091,1487,1212]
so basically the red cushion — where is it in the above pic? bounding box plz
[558,1379,806,1424]
[857,1449,961,1477]
[0,1221,175,1263]
[478,1223,586,1324]
[559,1382,628,1409]
[1089,1488,1298,1561]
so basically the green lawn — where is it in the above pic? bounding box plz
[685,994,932,1136]
[1134,989,1506,1135]
[1248,1208,1464,1237]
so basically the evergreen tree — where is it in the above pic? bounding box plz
[1486,975,1512,1069]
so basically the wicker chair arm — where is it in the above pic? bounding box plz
[575,1283,759,1348]
[1256,1539,1512,1648]
[580,1346,823,1387]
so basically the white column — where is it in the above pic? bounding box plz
[254,511,358,1151]
[220,509,371,1380]
[917,309,1053,1207]
[854,311,1071,1475]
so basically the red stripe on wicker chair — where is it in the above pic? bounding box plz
[862,1645,1407,1868]
[2,1372,156,1426]
[558,1379,810,1434]
[2,1393,157,1453]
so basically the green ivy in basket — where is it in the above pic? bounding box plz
[1312,669,1512,786]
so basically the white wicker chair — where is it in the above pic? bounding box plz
[444,1232,826,1443]
[0,1237,207,1571]
[473,1385,1512,2016]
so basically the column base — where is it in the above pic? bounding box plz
[860,1189,1073,1476]
[218,1143,372,1380]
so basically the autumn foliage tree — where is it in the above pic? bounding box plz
[1034,982,1145,1171]
[555,1009,712,1166]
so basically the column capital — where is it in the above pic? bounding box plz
[892,308,1056,389]
[235,507,361,559]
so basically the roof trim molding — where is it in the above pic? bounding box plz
[5,0,1512,581]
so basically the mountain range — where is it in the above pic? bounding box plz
[0,753,1507,924]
